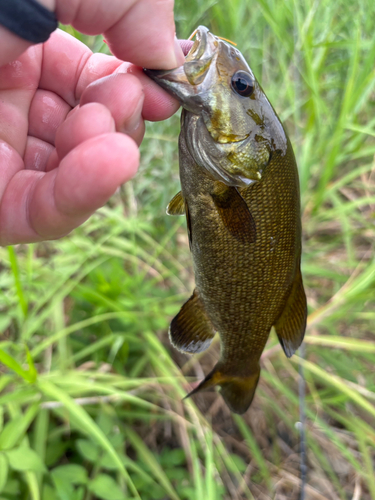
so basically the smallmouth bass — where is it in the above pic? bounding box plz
[145,26,307,414]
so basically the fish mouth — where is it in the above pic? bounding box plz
[144,26,217,107]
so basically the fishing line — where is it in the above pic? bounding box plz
[298,343,307,500]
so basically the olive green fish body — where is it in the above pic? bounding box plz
[178,114,305,412]
[145,26,307,413]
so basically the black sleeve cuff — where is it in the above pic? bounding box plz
[0,0,58,44]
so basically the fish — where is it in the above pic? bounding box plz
[145,26,307,414]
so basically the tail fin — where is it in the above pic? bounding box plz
[185,363,260,414]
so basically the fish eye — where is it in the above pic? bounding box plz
[231,71,254,97]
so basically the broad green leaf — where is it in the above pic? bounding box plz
[42,484,59,500]
[96,412,114,436]
[51,465,87,485]
[160,448,185,467]
[50,475,75,500]
[76,439,99,463]
[73,486,85,500]
[5,446,46,472]
[88,474,124,500]
[0,478,20,495]
[98,452,120,471]
[228,454,247,473]
[45,441,67,468]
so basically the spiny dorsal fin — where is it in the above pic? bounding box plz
[274,265,307,358]
[169,289,215,353]
[211,182,256,244]
[167,191,185,215]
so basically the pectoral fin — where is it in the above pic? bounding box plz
[167,192,192,248]
[167,191,185,216]
[211,182,256,244]
[169,289,215,353]
[274,266,307,357]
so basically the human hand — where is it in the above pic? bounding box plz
[0,0,185,245]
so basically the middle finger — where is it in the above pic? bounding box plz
[28,89,71,145]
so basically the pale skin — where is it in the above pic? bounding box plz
[0,0,185,245]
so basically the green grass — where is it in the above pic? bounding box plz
[1,0,375,498]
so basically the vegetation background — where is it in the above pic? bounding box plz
[1,0,375,498]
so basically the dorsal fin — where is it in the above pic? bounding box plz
[274,265,307,358]
[167,191,185,215]
[169,289,215,353]
[211,182,256,244]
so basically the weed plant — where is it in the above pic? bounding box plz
[1,0,375,499]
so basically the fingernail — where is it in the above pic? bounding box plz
[122,94,144,135]
[174,36,185,67]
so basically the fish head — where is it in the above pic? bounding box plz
[145,26,287,187]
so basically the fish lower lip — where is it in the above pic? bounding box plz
[144,66,190,87]
[144,68,172,79]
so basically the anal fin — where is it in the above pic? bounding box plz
[167,191,185,215]
[274,265,307,358]
[211,182,256,244]
[169,289,215,353]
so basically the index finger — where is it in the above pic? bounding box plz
[38,30,180,120]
